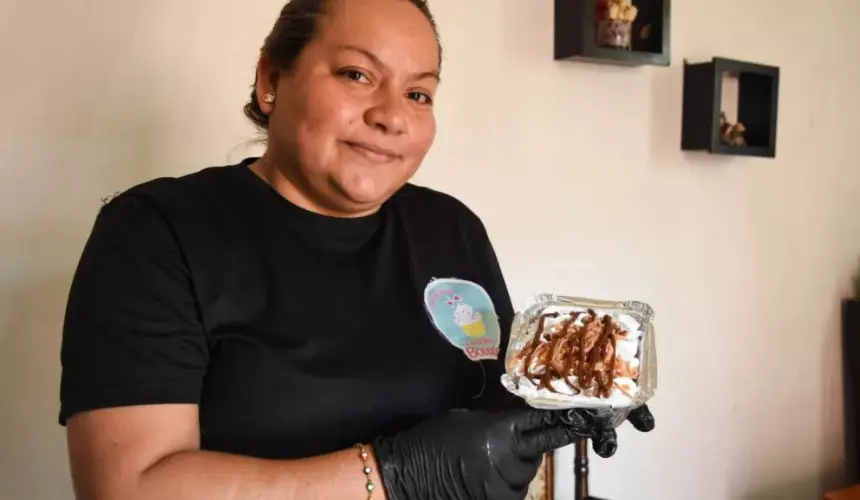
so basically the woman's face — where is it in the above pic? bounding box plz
[261,0,440,216]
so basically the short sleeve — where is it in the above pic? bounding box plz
[463,213,515,346]
[461,210,518,410]
[482,241,514,346]
[59,192,209,425]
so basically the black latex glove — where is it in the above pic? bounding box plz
[496,392,656,460]
[586,403,657,458]
[372,408,594,500]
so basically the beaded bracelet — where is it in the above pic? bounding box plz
[355,443,376,499]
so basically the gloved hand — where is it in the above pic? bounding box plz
[585,403,656,458]
[493,392,656,459]
[372,408,597,500]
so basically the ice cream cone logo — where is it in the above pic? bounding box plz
[423,278,501,362]
[452,300,485,338]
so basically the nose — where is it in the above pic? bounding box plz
[364,89,408,136]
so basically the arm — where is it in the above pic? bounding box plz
[460,210,519,410]
[474,221,515,352]
[67,405,384,500]
[61,192,382,500]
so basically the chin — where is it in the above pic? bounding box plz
[335,174,408,208]
[339,188,389,211]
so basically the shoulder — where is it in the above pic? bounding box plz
[393,183,488,232]
[107,163,237,211]
[80,163,247,270]
[394,183,475,213]
[95,162,243,228]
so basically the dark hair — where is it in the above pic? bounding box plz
[244,0,440,130]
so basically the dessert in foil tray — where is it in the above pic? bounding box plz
[501,294,657,415]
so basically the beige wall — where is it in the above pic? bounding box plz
[2,0,859,499]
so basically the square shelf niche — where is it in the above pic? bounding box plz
[554,0,671,66]
[681,57,780,158]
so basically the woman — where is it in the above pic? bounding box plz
[59,0,654,498]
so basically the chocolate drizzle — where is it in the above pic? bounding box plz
[514,309,638,399]
[522,312,558,377]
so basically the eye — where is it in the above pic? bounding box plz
[339,69,370,83]
[406,91,433,105]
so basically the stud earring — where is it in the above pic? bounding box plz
[263,92,275,103]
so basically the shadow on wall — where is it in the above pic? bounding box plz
[821,290,848,495]
[0,13,177,500]
[0,276,80,499]
[0,116,167,500]
[742,295,847,500]
[0,122,177,500]
[743,474,836,500]
[0,0,266,496]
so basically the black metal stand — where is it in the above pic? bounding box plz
[574,439,589,500]
[573,439,608,500]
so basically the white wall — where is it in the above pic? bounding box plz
[2,0,859,499]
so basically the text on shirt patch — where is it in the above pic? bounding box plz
[423,278,501,362]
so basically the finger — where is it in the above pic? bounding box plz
[627,404,655,432]
[486,461,531,496]
[591,428,618,458]
[495,453,542,490]
[517,425,583,460]
[578,408,616,431]
[556,409,588,431]
[511,409,554,433]
[512,409,605,449]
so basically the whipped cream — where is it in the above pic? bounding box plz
[505,307,644,408]
[505,375,639,409]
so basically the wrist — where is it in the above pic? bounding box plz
[370,437,408,500]
[357,443,388,500]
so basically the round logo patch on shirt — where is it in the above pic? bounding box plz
[423,278,501,362]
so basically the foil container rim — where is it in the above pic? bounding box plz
[515,293,655,324]
[503,293,657,416]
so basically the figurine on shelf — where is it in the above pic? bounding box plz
[719,111,747,147]
[597,0,638,50]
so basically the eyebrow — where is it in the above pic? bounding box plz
[337,44,441,82]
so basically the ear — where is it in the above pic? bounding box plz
[255,55,277,115]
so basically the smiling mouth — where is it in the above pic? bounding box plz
[345,141,399,163]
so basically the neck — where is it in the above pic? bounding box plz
[249,153,381,219]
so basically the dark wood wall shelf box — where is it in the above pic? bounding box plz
[554,0,671,66]
[681,57,780,158]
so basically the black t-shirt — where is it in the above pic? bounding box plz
[59,158,516,459]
